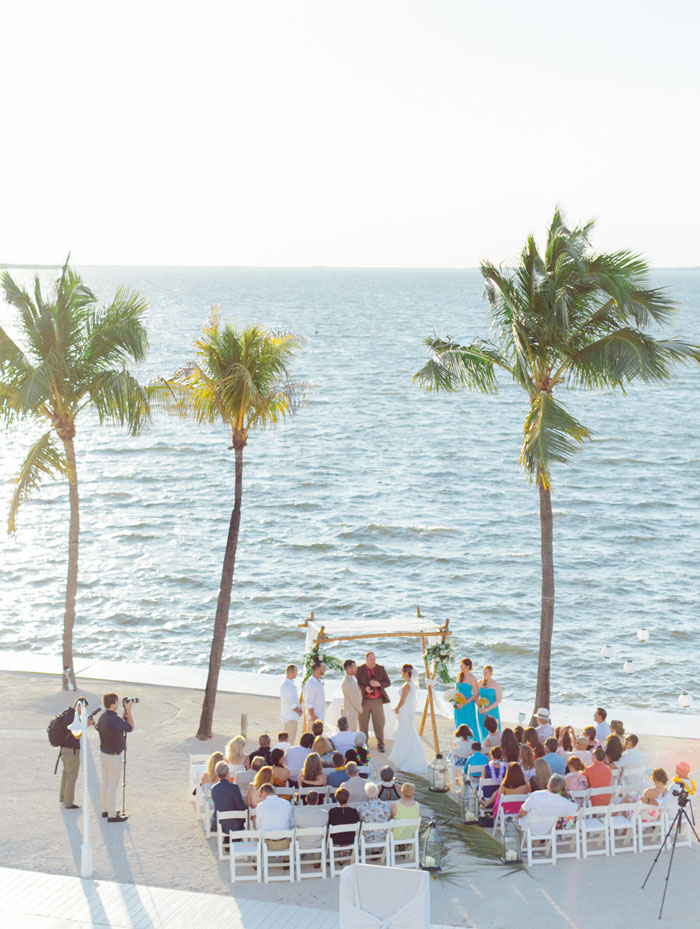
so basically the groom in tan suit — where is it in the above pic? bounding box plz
[341,660,363,731]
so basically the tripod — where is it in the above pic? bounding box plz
[641,794,698,919]
[121,734,128,815]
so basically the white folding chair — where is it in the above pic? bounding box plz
[327,823,360,877]
[478,777,503,806]
[586,786,614,807]
[230,829,262,883]
[616,767,645,798]
[637,805,668,852]
[261,829,295,882]
[357,765,372,779]
[358,820,391,864]
[579,807,610,857]
[553,811,580,860]
[189,760,208,794]
[294,826,328,878]
[568,789,589,809]
[216,810,248,860]
[493,799,526,836]
[297,786,330,806]
[524,816,557,866]
[607,802,638,855]
[389,818,421,868]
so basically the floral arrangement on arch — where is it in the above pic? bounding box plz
[423,640,455,685]
[302,645,344,683]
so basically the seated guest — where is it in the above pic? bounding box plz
[543,738,566,775]
[359,781,392,841]
[488,761,530,814]
[270,748,290,787]
[464,743,488,781]
[311,735,335,766]
[224,737,246,778]
[482,715,501,750]
[235,755,263,793]
[452,725,474,767]
[246,734,271,769]
[572,735,593,767]
[293,790,329,846]
[535,708,554,741]
[327,753,350,789]
[255,784,293,848]
[247,765,273,816]
[271,731,290,752]
[328,786,360,847]
[514,725,525,744]
[300,751,327,802]
[610,719,625,741]
[564,756,588,798]
[343,761,367,802]
[331,717,356,754]
[523,727,546,760]
[200,752,224,787]
[210,761,246,834]
[500,729,520,764]
[594,707,610,743]
[604,734,623,771]
[583,725,597,750]
[286,732,314,783]
[345,731,370,767]
[529,758,551,792]
[619,733,643,770]
[377,765,401,802]
[556,727,574,758]
[584,747,613,805]
[390,783,420,840]
[519,744,536,781]
[480,746,506,806]
[517,774,578,834]
[640,768,669,816]
[311,720,324,738]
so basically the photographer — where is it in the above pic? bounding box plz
[53,697,94,810]
[95,693,135,823]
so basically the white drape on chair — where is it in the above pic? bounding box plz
[339,863,430,929]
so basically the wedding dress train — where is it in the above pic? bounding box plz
[388,681,429,775]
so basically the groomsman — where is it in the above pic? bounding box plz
[341,660,363,731]
[357,652,391,752]
[279,664,302,744]
[303,660,326,728]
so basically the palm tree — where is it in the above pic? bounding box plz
[414,209,700,714]
[0,262,150,690]
[153,309,305,740]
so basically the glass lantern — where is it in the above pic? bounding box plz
[429,754,449,793]
[461,782,480,824]
[419,820,443,871]
[501,816,522,863]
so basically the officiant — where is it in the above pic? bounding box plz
[357,652,391,753]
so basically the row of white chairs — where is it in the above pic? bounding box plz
[451,756,647,795]
[523,800,692,866]
[216,813,422,882]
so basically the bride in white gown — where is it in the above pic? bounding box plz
[388,664,429,774]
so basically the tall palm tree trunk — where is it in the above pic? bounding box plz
[62,436,79,691]
[197,444,243,740]
[534,480,554,715]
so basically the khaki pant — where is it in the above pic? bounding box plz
[283,719,298,744]
[359,699,385,745]
[266,837,291,850]
[100,752,123,817]
[60,746,80,807]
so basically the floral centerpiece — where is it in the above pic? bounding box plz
[423,640,455,685]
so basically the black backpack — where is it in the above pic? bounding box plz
[48,708,73,747]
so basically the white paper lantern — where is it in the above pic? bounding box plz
[679,692,693,709]
[601,645,613,659]
[623,660,636,674]
[637,628,650,642]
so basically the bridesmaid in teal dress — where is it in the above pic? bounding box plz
[477,664,502,740]
[453,657,479,737]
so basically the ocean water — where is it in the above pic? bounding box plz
[1,267,699,713]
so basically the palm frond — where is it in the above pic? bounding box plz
[413,336,505,393]
[8,431,68,533]
[85,286,149,367]
[89,370,151,435]
[520,392,591,488]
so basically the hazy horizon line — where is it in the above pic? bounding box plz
[3,262,699,272]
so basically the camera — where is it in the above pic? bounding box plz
[671,784,689,807]
[123,697,140,705]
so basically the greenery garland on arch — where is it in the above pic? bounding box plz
[302,645,344,683]
[424,640,455,685]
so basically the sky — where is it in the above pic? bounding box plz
[2,1,698,268]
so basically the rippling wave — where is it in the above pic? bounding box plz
[1,267,699,712]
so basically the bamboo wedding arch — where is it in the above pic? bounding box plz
[300,607,451,754]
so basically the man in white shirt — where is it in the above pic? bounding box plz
[280,664,302,744]
[517,774,578,835]
[286,733,314,783]
[594,707,610,743]
[303,661,326,727]
[535,708,554,741]
[255,785,293,848]
[331,716,356,754]
[343,761,367,802]
[341,660,363,731]
[618,734,644,770]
